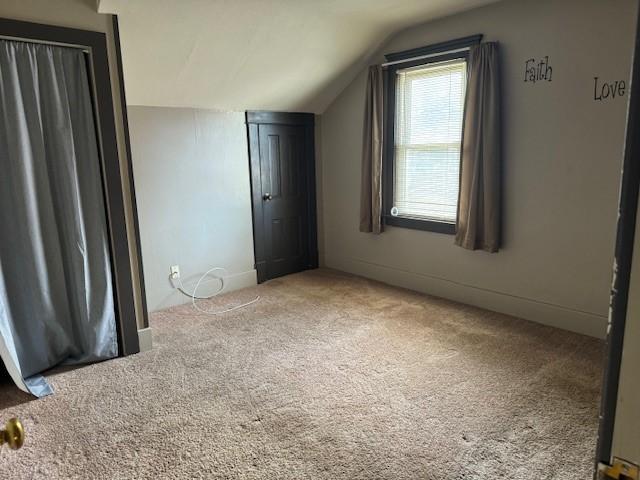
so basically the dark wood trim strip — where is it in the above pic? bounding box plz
[384,34,483,63]
[305,117,319,269]
[382,67,394,221]
[246,120,267,283]
[595,5,640,469]
[0,17,140,355]
[0,17,107,47]
[112,15,149,330]
[384,216,456,235]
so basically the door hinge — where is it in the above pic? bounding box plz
[598,458,640,480]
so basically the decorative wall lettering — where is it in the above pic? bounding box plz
[593,77,626,101]
[524,56,553,83]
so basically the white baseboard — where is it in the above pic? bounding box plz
[325,255,607,339]
[151,269,258,312]
[180,269,257,294]
[138,327,153,352]
[220,269,258,292]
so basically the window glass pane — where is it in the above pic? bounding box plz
[393,59,466,223]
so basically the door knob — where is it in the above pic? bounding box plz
[0,418,24,450]
[262,193,273,201]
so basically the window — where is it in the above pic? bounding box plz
[394,60,466,223]
[383,36,479,234]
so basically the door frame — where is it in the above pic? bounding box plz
[0,17,142,355]
[246,111,319,283]
[112,15,150,331]
[595,4,640,473]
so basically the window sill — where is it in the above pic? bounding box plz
[383,215,456,235]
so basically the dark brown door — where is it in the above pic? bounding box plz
[247,112,318,283]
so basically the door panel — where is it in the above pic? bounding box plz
[260,124,309,279]
[248,113,317,283]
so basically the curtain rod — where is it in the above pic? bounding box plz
[0,34,90,53]
[381,46,470,68]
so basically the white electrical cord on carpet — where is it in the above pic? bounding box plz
[170,267,260,315]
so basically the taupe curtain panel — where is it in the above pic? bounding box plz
[455,42,502,252]
[359,65,384,234]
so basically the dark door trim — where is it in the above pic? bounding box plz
[246,111,318,283]
[595,4,640,471]
[112,15,149,330]
[0,17,140,355]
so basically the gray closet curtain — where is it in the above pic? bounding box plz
[359,65,384,234]
[455,42,501,252]
[0,40,118,397]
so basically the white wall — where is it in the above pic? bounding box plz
[320,0,638,338]
[128,107,256,311]
[0,0,146,329]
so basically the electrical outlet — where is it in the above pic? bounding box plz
[170,265,180,278]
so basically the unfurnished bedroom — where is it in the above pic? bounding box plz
[1,0,640,479]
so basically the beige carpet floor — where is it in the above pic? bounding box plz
[0,269,604,479]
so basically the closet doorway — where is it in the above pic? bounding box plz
[0,18,140,396]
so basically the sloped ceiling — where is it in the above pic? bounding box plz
[99,0,500,113]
